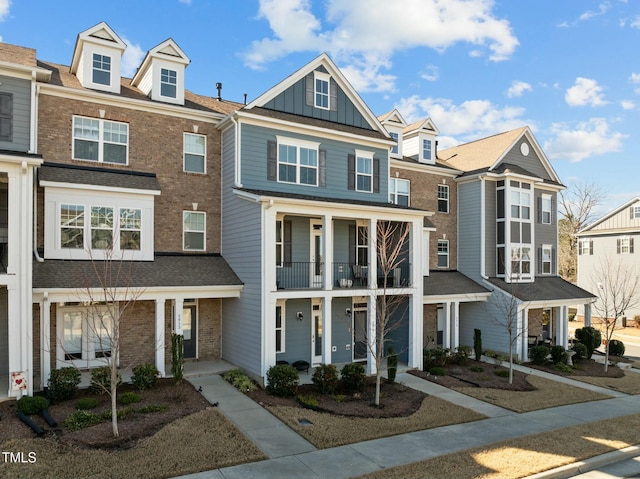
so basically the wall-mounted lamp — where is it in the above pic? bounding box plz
[345,308,352,317]
[296,311,304,321]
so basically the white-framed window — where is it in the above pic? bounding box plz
[91,206,114,250]
[437,239,449,268]
[422,139,432,161]
[58,304,115,368]
[618,236,634,254]
[510,181,531,219]
[92,53,111,86]
[541,244,552,274]
[355,150,373,192]
[632,205,640,219]
[275,302,285,353]
[73,116,129,165]
[277,137,319,186]
[119,208,141,250]
[541,194,552,224]
[390,132,399,155]
[183,211,205,251]
[0,92,13,142]
[314,71,330,110]
[60,204,85,249]
[160,68,177,98]
[510,246,531,277]
[276,220,283,267]
[438,184,449,213]
[357,224,368,266]
[389,178,410,206]
[578,238,593,255]
[184,133,206,173]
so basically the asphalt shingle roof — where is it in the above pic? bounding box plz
[486,276,596,302]
[39,162,161,191]
[424,271,490,296]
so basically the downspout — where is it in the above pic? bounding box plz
[480,177,487,279]
[33,83,43,263]
[230,115,242,188]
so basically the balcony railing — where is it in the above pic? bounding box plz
[277,262,323,290]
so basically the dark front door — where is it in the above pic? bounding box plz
[183,304,197,359]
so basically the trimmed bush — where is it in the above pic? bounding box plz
[429,367,446,376]
[224,369,257,393]
[473,329,482,361]
[454,345,472,366]
[423,347,450,370]
[90,366,122,395]
[131,363,159,390]
[102,407,136,421]
[48,367,80,403]
[76,397,99,410]
[64,410,103,431]
[571,342,588,360]
[530,345,550,365]
[386,347,398,383]
[266,364,299,397]
[608,339,625,357]
[575,327,602,360]
[312,364,339,394]
[171,333,184,384]
[296,394,319,410]
[119,392,141,405]
[138,404,168,414]
[554,362,573,373]
[550,345,567,364]
[17,396,49,415]
[340,363,366,394]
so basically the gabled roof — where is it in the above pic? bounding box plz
[131,38,190,87]
[378,109,407,127]
[404,118,439,136]
[245,53,389,138]
[486,276,596,302]
[438,126,561,184]
[70,22,126,74]
[579,196,640,233]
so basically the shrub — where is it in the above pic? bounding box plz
[333,394,347,403]
[483,350,497,359]
[119,392,141,405]
[340,363,366,394]
[171,333,184,384]
[90,366,122,395]
[575,327,602,360]
[64,410,102,431]
[608,339,625,357]
[131,363,159,390]
[76,397,99,410]
[102,407,136,421]
[224,369,257,393]
[473,329,482,361]
[266,364,299,397]
[571,342,588,360]
[494,369,510,378]
[554,362,573,373]
[138,404,168,414]
[312,364,339,394]
[530,345,550,365]
[423,347,450,370]
[568,312,576,321]
[634,315,640,328]
[550,345,567,364]
[48,367,81,403]
[296,394,319,409]
[429,367,446,376]
[454,345,472,365]
[470,366,484,373]
[17,396,49,415]
[386,347,398,383]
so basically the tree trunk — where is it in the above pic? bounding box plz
[111,362,119,438]
[604,341,609,373]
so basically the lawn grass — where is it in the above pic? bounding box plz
[572,371,640,395]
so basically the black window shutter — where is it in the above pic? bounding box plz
[305,73,314,106]
[589,239,593,255]
[631,238,635,254]
[632,207,635,219]
[347,154,355,190]
[283,220,292,265]
[349,224,356,264]
[552,246,557,275]
[537,196,542,223]
[319,149,326,187]
[0,93,12,141]
[617,238,621,254]
[267,140,277,181]
[537,247,542,274]
[551,197,556,223]
[329,78,337,111]
[373,158,380,193]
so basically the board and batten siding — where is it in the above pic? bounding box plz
[588,200,640,232]
[240,123,389,203]
[0,75,31,152]
[457,181,483,281]
[0,288,7,375]
[221,126,263,377]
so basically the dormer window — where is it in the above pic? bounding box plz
[423,139,432,162]
[314,71,330,110]
[161,68,177,98]
[390,132,399,155]
[92,54,111,86]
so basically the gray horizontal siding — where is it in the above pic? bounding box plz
[457,181,482,281]
[484,180,497,277]
[0,288,7,375]
[276,299,311,364]
[459,298,515,357]
[0,75,31,152]
[502,140,551,181]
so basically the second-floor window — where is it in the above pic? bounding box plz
[92,53,111,86]
[389,178,410,206]
[617,236,634,254]
[183,211,205,251]
[632,205,640,219]
[437,239,449,268]
[277,138,319,186]
[541,194,552,224]
[184,133,206,173]
[511,246,531,277]
[73,116,129,165]
[578,238,593,255]
[0,93,12,142]
[356,154,373,193]
[161,68,177,98]
[541,244,552,274]
[314,71,330,109]
[438,184,449,213]
[390,132,399,155]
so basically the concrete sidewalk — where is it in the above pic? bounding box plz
[181,370,640,479]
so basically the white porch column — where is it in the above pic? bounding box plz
[263,296,277,378]
[521,308,529,361]
[408,219,423,369]
[557,306,568,348]
[322,297,332,364]
[40,294,51,390]
[366,295,377,375]
[584,303,592,327]
[173,299,184,334]
[442,301,451,349]
[323,215,333,290]
[451,301,460,350]
[155,299,166,377]
[368,218,377,288]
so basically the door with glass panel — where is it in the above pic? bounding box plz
[183,302,197,359]
[312,300,323,364]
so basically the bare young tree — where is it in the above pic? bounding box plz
[558,183,606,282]
[589,255,640,372]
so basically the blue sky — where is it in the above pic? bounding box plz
[0,0,638,214]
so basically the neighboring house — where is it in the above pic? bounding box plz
[0,43,49,397]
[1,22,245,398]
[219,54,427,382]
[438,127,596,360]
[576,197,640,320]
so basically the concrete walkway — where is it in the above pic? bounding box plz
[180,367,640,479]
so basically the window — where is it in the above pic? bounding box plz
[92,53,111,86]
[160,68,177,98]
[438,184,449,213]
[60,204,84,249]
[617,236,634,254]
[73,116,128,164]
[541,244,552,274]
[389,178,410,206]
[184,133,206,173]
[510,246,531,277]
[437,239,449,268]
[357,225,368,266]
[0,93,12,142]
[91,206,113,250]
[277,138,319,186]
[183,211,205,251]
[119,208,141,250]
[276,220,283,267]
[578,238,593,255]
[510,181,531,219]
[59,305,114,367]
[422,139,432,161]
[632,206,640,219]
[541,194,552,224]
[356,153,373,192]
[314,71,330,109]
[390,132,399,155]
[275,304,284,353]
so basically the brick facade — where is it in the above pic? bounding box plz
[423,304,438,349]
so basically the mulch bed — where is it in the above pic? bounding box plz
[0,379,209,449]
[527,356,626,378]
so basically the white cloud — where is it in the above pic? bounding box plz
[578,2,611,21]
[420,65,439,82]
[120,36,145,78]
[544,118,626,162]
[629,72,640,83]
[631,15,640,28]
[506,80,532,98]
[178,0,192,4]
[620,100,635,110]
[0,0,10,22]
[565,77,607,107]
[243,0,519,91]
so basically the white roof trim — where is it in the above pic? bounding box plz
[404,118,440,136]
[579,196,640,233]
[131,38,190,87]
[379,109,407,127]
[71,22,126,74]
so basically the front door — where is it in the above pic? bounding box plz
[312,300,323,364]
[183,302,197,359]
[353,301,367,361]
[310,220,323,288]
